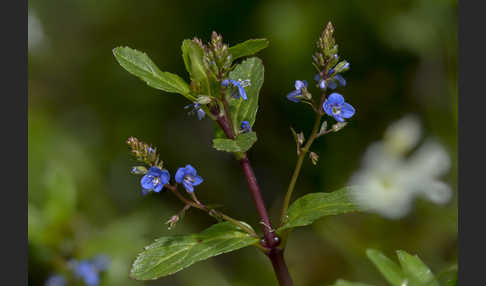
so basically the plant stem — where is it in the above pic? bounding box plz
[268,248,294,286]
[165,184,257,237]
[280,113,322,226]
[239,155,276,247]
[214,116,295,285]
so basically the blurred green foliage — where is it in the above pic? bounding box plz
[28,0,457,285]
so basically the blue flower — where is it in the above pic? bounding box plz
[323,93,355,122]
[222,79,248,100]
[314,74,330,90]
[334,74,346,86]
[141,166,170,195]
[286,80,308,103]
[175,164,203,193]
[184,103,206,120]
[72,260,100,286]
[315,71,346,90]
[45,275,66,286]
[240,121,251,133]
[91,255,110,271]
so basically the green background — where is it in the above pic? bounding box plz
[28,0,457,285]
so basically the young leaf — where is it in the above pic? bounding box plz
[113,46,190,95]
[331,279,375,286]
[130,222,259,280]
[212,132,257,153]
[228,57,264,129]
[181,40,209,88]
[396,250,439,286]
[366,249,406,286]
[228,39,269,61]
[277,187,362,232]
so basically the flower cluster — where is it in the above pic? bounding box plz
[349,116,452,219]
[45,255,110,286]
[126,137,161,167]
[286,22,355,124]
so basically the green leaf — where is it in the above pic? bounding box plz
[228,57,264,129]
[228,39,269,61]
[181,40,209,87]
[438,264,457,286]
[277,187,362,232]
[130,222,259,280]
[212,138,241,152]
[212,131,257,153]
[113,46,190,95]
[235,131,258,152]
[366,249,405,286]
[331,279,375,286]
[396,250,439,286]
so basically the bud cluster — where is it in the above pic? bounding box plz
[126,137,162,167]
[194,31,233,80]
[312,22,350,91]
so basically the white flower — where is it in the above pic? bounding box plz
[349,116,452,219]
[383,115,421,157]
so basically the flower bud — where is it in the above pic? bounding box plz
[309,152,319,165]
[197,96,212,105]
[332,122,347,132]
[131,166,148,175]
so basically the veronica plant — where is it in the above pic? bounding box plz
[113,23,362,286]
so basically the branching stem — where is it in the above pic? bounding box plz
[165,184,258,238]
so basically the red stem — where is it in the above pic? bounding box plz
[214,111,295,286]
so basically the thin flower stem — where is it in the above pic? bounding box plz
[165,184,258,238]
[280,113,323,226]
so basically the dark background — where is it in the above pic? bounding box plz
[28,0,457,285]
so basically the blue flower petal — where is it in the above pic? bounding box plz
[328,80,338,90]
[160,170,170,184]
[153,182,163,193]
[341,102,355,118]
[327,93,345,105]
[175,168,185,183]
[319,80,327,90]
[286,90,301,103]
[141,188,151,196]
[314,74,320,81]
[335,74,346,86]
[45,275,66,286]
[197,109,206,120]
[147,166,163,176]
[295,80,306,90]
[183,181,194,193]
[323,101,333,116]
[192,175,203,186]
[221,79,230,86]
[238,86,247,100]
[141,175,154,189]
[184,164,197,176]
[334,115,345,122]
[241,121,251,132]
[92,255,110,271]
